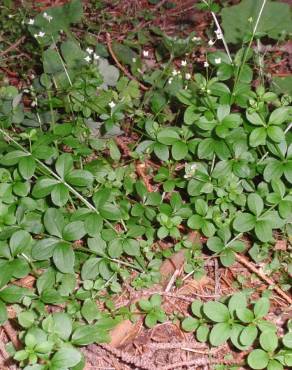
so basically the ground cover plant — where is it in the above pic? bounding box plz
[0,0,291,369]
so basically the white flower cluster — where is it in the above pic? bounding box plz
[84,48,99,63]
[34,31,45,38]
[43,12,53,22]
[184,163,198,179]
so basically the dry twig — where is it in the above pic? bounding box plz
[235,253,292,305]
[105,33,148,91]
[0,37,25,56]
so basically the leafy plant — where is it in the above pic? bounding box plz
[138,294,167,328]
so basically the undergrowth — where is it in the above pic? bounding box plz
[0,0,291,369]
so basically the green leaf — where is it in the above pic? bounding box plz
[220,249,235,266]
[81,299,100,323]
[246,112,265,126]
[203,301,230,322]
[150,294,162,307]
[66,170,94,187]
[99,203,122,220]
[254,297,270,318]
[123,238,140,256]
[171,141,188,160]
[51,183,69,206]
[228,293,247,314]
[53,243,75,273]
[51,312,72,340]
[221,0,292,43]
[250,127,267,147]
[51,348,81,369]
[0,300,8,325]
[207,237,224,253]
[18,311,35,328]
[283,332,292,349]
[9,230,32,256]
[32,178,59,198]
[154,143,169,161]
[247,349,269,369]
[18,156,36,179]
[145,312,157,328]
[2,150,29,166]
[240,325,258,346]
[233,212,256,232]
[260,331,278,352]
[72,325,109,345]
[44,208,64,238]
[55,153,73,178]
[81,258,100,280]
[269,107,290,125]
[254,220,273,242]
[209,322,231,346]
[247,193,263,216]
[267,360,283,370]
[267,126,285,143]
[0,286,29,303]
[187,215,204,230]
[108,239,123,258]
[236,308,254,323]
[62,221,86,241]
[182,317,199,332]
[139,299,152,312]
[32,238,58,260]
[196,324,209,342]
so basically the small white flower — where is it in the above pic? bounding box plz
[132,57,136,63]
[84,55,91,63]
[215,58,221,64]
[181,60,187,67]
[143,50,149,57]
[86,47,94,54]
[208,39,215,46]
[34,34,38,38]
[172,69,179,76]
[31,101,37,107]
[43,12,53,22]
[28,19,35,25]
[8,14,13,19]
[168,78,173,84]
[215,29,223,40]
[204,61,209,68]
[192,36,201,42]
[23,89,30,93]
[109,101,116,109]
[185,73,191,80]
[38,31,45,38]
[93,53,100,60]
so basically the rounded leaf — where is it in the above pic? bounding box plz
[203,301,230,322]
[248,349,269,369]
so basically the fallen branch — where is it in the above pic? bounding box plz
[105,33,148,91]
[2,321,21,350]
[235,253,292,305]
[0,37,25,56]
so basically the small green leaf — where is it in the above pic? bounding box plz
[283,332,292,349]
[203,301,230,322]
[240,325,258,346]
[260,331,278,352]
[18,156,36,179]
[182,317,199,332]
[62,221,86,241]
[51,348,81,369]
[53,243,75,273]
[254,297,270,318]
[209,322,231,346]
[248,349,269,369]
[250,127,267,147]
[233,212,256,232]
[247,193,264,216]
[171,141,188,160]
